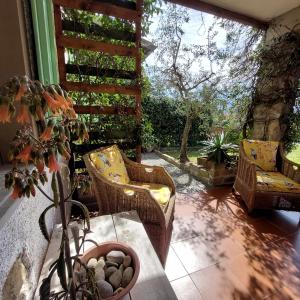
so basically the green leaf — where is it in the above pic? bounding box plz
[57,245,68,291]
[39,277,51,299]
[67,200,90,231]
[39,264,57,299]
[38,204,55,242]
[51,173,59,208]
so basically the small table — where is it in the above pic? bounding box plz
[34,210,177,300]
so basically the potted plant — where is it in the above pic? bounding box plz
[1,76,139,300]
[199,132,238,185]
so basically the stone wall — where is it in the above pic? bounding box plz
[250,6,300,141]
[0,170,56,300]
[266,6,300,42]
[0,161,71,300]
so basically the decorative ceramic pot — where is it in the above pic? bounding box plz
[80,241,140,300]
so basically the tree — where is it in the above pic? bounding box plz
[152,4,219,162]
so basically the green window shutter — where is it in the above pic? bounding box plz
[31,0,59,84]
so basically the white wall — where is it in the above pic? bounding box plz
[0,0,32,163]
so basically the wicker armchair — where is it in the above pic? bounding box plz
[233,140,300,213]
[83,145,176,265]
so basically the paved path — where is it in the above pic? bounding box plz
[142,152,206,194]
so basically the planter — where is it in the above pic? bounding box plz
[197,156,214,169]
[197,156,237,186]
[208,163,237,186]
[80,241,140,300]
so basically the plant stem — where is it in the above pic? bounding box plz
[56,171,76,300]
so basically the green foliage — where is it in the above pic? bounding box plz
[142,95,211,147]
[201,132,238,165]
[141,116,157,150]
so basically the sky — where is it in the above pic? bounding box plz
[144,2,228,73]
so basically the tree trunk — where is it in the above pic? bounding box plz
[247,31,300,142]
[179,112,192,163]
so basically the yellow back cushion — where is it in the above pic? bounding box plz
[243,140,279,171]
[90,145,129,184]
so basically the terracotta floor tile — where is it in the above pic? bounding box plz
[169,184,300,298]
[191,263,252,300]
[265,211,300,234]
[270,238,300,300]
[172,234,244,273]
[223,247,287,300]
[228,217,288,249]
[170,276,203,300]
[266,285,300,300]
[165,246,188,281]
[172,197,231,243]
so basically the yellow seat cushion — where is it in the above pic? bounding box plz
[256,171,300,193]
[89,145,129,184]
[243,140,279,171]
[128,181,171,207]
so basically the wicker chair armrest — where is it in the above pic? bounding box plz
[237,145,257,190]
[121,152,176,194]
[279,145,300,182]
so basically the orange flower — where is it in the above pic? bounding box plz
[16,105,31,123]
[36,105,45,122]
[11,184,21,200]
[42,91,61,113]
[66,107,77,119]
[48,153,60,172]
[16,145,32,163]
[83,131,89,141]
[36,159,45,173]
[40,126,54,141]
[15,84,27,101]
[54,93,68,111]
[66,97,74,108]
[0,104,10,123]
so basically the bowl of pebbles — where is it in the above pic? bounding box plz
[77,241,140,299]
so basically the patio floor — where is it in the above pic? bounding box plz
[142,153,300,300]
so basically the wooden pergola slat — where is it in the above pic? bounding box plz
[63,81,140,96]
[74,105,136,116]
[58,36,138,57]
[53,0,143,164]
[62,20,136,43]
[53,0,140,21]
[66,64,137,80]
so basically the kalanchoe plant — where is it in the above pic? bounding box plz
[1,76,98,299]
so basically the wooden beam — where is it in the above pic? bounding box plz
[167,0,269,30]
[63,81,141,96]
[62,20,136,43]
[74,105,136,115]
[65,64,137,80]
[57,36,138,57]
[72,141,137,155]
[135,0,143,163]
[53,4,67,82]
[53,0,140,22]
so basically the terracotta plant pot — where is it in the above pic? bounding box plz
[80,241,140,300]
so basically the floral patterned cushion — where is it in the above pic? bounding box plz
[256,171,300,193]
[243,140,279,171]
[89,145,129,184]
[125,181,171,208]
